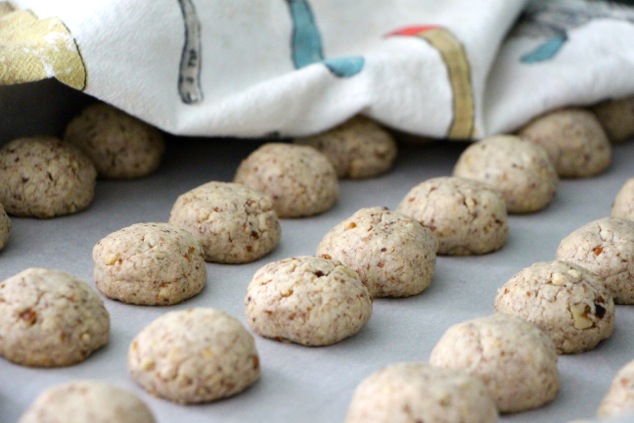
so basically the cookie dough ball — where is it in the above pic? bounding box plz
[429,313,559,413]
[0,202,10,251]
[169,181,280,263]
[93,222,207,305]
[557,217,634,304]
[18,381,156,423]
[592,96,634,143]
[294,116,398,179]
[0,268,109,367]
[0,136,97,218]
[453,134,558,213]
[345,362,498,423]
[396,176,508,256]
[612,178,634,220]
[494,260,615,354]
[518,108,611,178]
[128,308,260,404]
[316,207,437,298]
[64,103,165,179]
[233,143,339,218]
[244,256,373,346]
[597,359,634,419]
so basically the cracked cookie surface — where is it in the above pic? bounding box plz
[0,268,109,367]
[429,313,559,413]
[93,222,207,305]
[0,136,96,218]
[494,260,615,354]
[169,181,281,263]
[128,308,260,404]
[244,256,373,346]
[317,207,437,297]
[396,176,508,255]
[345,362,498,423]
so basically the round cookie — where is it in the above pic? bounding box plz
[396,176,509,255]
[316,207,437,298]
[612,178,634,221]
[597,359,634,419]
[128,308,260,404]
[64,103,165,179]
[494,260,615,354]
[345,362,498,423]
[18,380,156,423]
[233,143,339,218]
[93,222,207,305]
[0,202,10,251]
[0,268,109,367]
[0,136,97,218]
[556,217,634,304]
[453,134,558,213]
[429,313,559,413]
[592,96,634,143]
[169,181,281,263]
[294,115,398,179]
[518,108,611,178]
[244,256,373,346]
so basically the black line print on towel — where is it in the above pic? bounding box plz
[177,0,203,104]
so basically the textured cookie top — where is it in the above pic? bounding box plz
[396,176,508,255]
[169,181,280,263]
[557,217,634,304]
[612,178,634,221]
[0,268,110,367]
[93,222,207,305]
[518,108,612,178]
[453,134,558,213]
[494,260,615,354]
[0,202,10,250]
[597,359,634,419]
[429,313,559,413]
[64,103,165,179]
[128,308,260,404]
[345,362,498,423]
[294,116,398,179]
[0,136,97,218]
[317,206,437,297]
[18,381,156,423]
[592,96,634,143]
[233,143,339,218]
[245,256,373,346]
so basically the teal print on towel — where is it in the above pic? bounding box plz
[286,0,364,77]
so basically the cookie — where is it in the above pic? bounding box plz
[244,256,373,346]
[612,178,634,221]
[592,96,634,143]
[294,115,398,179]
[396,176,508,255]
[597,359,634,419]
[64,103,165,179]
[169,181,281,263]
[345,362,498,423]
[93,222,207,305]
[518,108,611,178]
[18,380,156,423]
[0,136,97,218]
[0,202,10,251]
[494,260,615,354]
[233,143,339,218]
[0,268,109,367]
[429,313,559,413]
[453,134,558,213]
[316,207,437,298]
[556,217,634,304]
[128,308,260,404]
